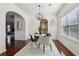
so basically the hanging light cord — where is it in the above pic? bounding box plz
[38,5,40,14]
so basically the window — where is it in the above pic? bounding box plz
[61,7,79,40]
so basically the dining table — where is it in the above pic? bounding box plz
[34,34,46,41]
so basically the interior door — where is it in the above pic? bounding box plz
[6,13,15,50]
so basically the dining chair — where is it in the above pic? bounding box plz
[29,34,38,48]
[37,36,52,54]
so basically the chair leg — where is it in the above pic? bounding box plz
[43,45,45,54]
[30,42,33,49]
[50,44,52,51]
[38,43,40,48]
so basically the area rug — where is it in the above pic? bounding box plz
[15,40,61,56]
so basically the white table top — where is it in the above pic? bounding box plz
[35,34,46,36]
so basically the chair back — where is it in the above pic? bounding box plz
[29,34,34,41]
[30,34,37,42]
[38,36,50,46]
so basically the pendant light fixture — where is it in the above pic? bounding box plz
[36,4,44,20]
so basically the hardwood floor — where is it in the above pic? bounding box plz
[0,39,30,56]
[53,40,75,56]
[0,39,75,56]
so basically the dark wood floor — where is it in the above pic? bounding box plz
[53,40,75,56]
[0,39,30,56]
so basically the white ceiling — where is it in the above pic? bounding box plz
[15,3,64,16]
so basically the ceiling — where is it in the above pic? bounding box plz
[15,3,64,16]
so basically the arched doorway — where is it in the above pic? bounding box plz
[6,11,25,50]
[39,19,48,34]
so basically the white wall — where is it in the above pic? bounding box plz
[15,14,25,40]
[0,3,29,53]
[47,14,57,39]
[58,3,79,55]
[29,15,40,37]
